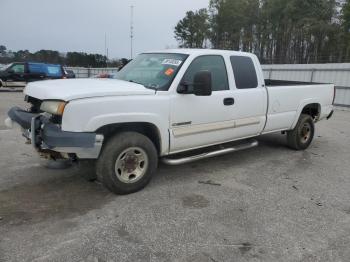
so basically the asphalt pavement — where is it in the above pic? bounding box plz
[1,91,350,262]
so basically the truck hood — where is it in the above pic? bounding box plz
[24,79,155,101]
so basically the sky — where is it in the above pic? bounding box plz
[0,0,209,59]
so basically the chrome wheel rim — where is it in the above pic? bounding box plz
[114,147,148,184]
[300,122,312,143]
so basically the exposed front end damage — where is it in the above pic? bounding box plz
[5,104,103,160]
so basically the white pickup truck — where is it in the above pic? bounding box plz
[5,49,335,195]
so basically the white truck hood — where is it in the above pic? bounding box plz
[24,79,155,101]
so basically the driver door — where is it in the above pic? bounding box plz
[169,55,236,153]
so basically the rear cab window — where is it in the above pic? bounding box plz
[46,65,63,78]
[230,56,258,89]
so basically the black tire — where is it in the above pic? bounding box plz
[287,114,315,150]
[78,160,97,182]
[96,132,158,195]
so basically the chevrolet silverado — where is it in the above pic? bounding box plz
[5,49,335,194]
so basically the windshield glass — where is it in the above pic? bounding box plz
[115,53,188,90]
[1,63,12,71]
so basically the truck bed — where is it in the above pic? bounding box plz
[263,80,334,134]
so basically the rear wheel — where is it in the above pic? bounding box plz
[96,132,158,195]
[287,114,315,150]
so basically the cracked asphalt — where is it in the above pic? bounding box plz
[1,91,350,262]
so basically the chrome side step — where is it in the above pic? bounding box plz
[162,140,259,166]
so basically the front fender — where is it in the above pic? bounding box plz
[61,96,171,155]
[85,113,169,155]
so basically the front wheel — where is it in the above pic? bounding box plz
[287,114,315,150]
[96,132,158,195]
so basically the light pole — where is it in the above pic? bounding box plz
[130,5,134,59]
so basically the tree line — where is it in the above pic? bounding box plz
[0,46,127,68]
[175,0,350,64]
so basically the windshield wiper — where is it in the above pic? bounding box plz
[128,80,156,90]
[128,79,143,85]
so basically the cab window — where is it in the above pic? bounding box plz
[9,64,25,74]
[230,56,258,89]
[182,55,229,92]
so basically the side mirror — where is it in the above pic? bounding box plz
[7,69,15,74]
[193,71,212,96]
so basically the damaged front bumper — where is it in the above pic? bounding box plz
[5,107,104,159]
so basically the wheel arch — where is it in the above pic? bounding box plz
[291,101,321,129]
[301,103,321,120]
[96,122,163,156]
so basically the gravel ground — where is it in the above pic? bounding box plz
[0,91,350,262]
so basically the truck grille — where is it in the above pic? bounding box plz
[25,95,42,113]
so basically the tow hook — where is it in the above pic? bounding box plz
[22,129,32,144]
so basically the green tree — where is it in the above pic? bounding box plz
[13,50,32,61]
[342,0,350,31]
[209,0,259,51]
[0,45,6,56]
[174,9,210,48]
[201,0,341,63]
[342,0,350,60]
[32,50,64,64]
[0,47,110,67]
[66,52,107,67]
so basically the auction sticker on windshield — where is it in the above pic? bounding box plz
[162,59,183,66]
[165,68,175,76]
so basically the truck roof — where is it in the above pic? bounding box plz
[144,48,256,57]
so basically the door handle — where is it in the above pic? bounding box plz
[223,98,235,106]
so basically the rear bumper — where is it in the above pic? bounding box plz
[6,107,103,159]
[319,105,334,121]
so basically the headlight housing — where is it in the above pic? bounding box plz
[40,100,67,116]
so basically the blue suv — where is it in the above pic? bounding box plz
[0,62,68,88]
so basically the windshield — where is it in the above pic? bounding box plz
[115,53,188,90]
[1,63,12,71]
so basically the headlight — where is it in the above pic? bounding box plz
[40,100,67,115]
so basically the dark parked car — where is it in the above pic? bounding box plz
[0,62,67,88]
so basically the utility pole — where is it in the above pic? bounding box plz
[105,33,108,67]
[105,33,107,58]
[107,48,109,67]
[130,5,134,59]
